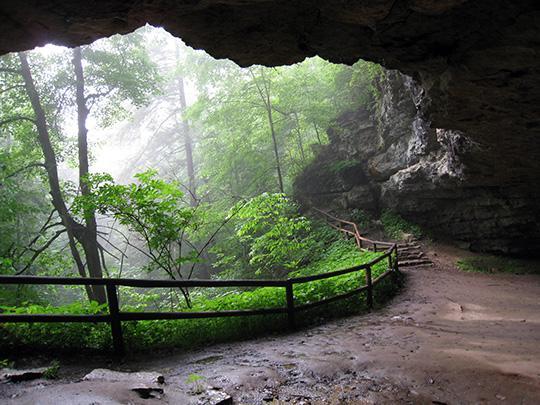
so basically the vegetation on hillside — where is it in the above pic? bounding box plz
[381,210,423,240]
[0,26,391,351]
[456,255,539,275]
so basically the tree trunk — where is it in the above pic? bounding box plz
[73,47,106,304]
[18,51,98,302]
[249,68,284,194]
[313,123,323,145]
[294,112,306,163]
[266,101,284,193]
[177,76,197,206]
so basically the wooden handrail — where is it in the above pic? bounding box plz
[290,263,367,284]
[0,275,288,288]
[0,212,400,355]
[312,207,394,247]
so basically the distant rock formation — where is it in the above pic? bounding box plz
[295,71,539,256]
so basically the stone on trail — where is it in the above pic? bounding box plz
[198,388,232,405]
[83,368,166,399]
[83,368,165,385]
[1,367,47,383]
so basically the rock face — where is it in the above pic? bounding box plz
[295,71,540,256]
[0,1,538,253]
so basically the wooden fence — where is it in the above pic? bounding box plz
[0,210,399,355]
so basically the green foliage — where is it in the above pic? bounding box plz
[0,27,394,353]
[186,373,204,384]
[349,60,384,108]
[43,360,60,379]
[213,194,341,279]
[0,359,14,368]
[456,255,539,274]
[381,210,422,239]
[0,27,162,307]
[134,37,384,200]
[327,159,361,174]
[0,236,398,352]
[186,373,205,394]
[79,31,162,126]
[0,301,110,350]
[350,209,372,229]
[74,170,197,279]
[289,240,385,306]
[231,194,311,277]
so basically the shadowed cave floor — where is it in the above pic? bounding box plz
[1,243,540,404]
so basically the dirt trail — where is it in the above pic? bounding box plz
[2,244,540,404]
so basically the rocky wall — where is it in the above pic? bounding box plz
[295,71,540,256]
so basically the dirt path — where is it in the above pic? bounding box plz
[2,244,540,404]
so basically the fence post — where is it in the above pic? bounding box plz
[285,280,296,330]
[365,265,373,310]
[394,245,400,273]
[373,243,377,252]
[106,283,125,356]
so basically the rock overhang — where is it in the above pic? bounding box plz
[1,0,539,252]
[1,1,537,136]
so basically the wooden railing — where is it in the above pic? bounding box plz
[0,212,399,355]
[312,207,396,253]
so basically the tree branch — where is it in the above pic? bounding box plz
[97,244,111,278]
[15,229,67,275]
[0,116,37,126]
[0,68,21,75]
[0,84,25,95]
[4,162,45,180]
[188,200,248,279]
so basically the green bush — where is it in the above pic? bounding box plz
[0,238,399,352]
[456,255,538,274]
[213,194,340,279]
[43,360,60,379]
[381,210,422,239]
[350,209,371,229]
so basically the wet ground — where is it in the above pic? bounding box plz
[1,244,540,404]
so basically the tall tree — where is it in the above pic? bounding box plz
[249,67,284,193]
[72,47,106,300]
[177,76,197,206]
[7,32,160,303]
[18,51,101,302]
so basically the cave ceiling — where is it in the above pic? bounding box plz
[0,1,539,183]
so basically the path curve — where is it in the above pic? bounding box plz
[3,244,540,404]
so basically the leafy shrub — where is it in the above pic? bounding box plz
[0,238,398,352]
[456,255,538,274]
[381,210,422,239]
[213,194,336,279]
[0,359,14,368]
[350,209,371,229]
[43,360,60,379]
[74,170,197,276]
[0,301,111,350]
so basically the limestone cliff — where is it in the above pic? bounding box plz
[295,71,539,256]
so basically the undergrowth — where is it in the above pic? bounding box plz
[0,239,400,354]
[456,255,539,275]
[381,210,422,239]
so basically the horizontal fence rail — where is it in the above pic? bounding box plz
[0,210,400,355]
